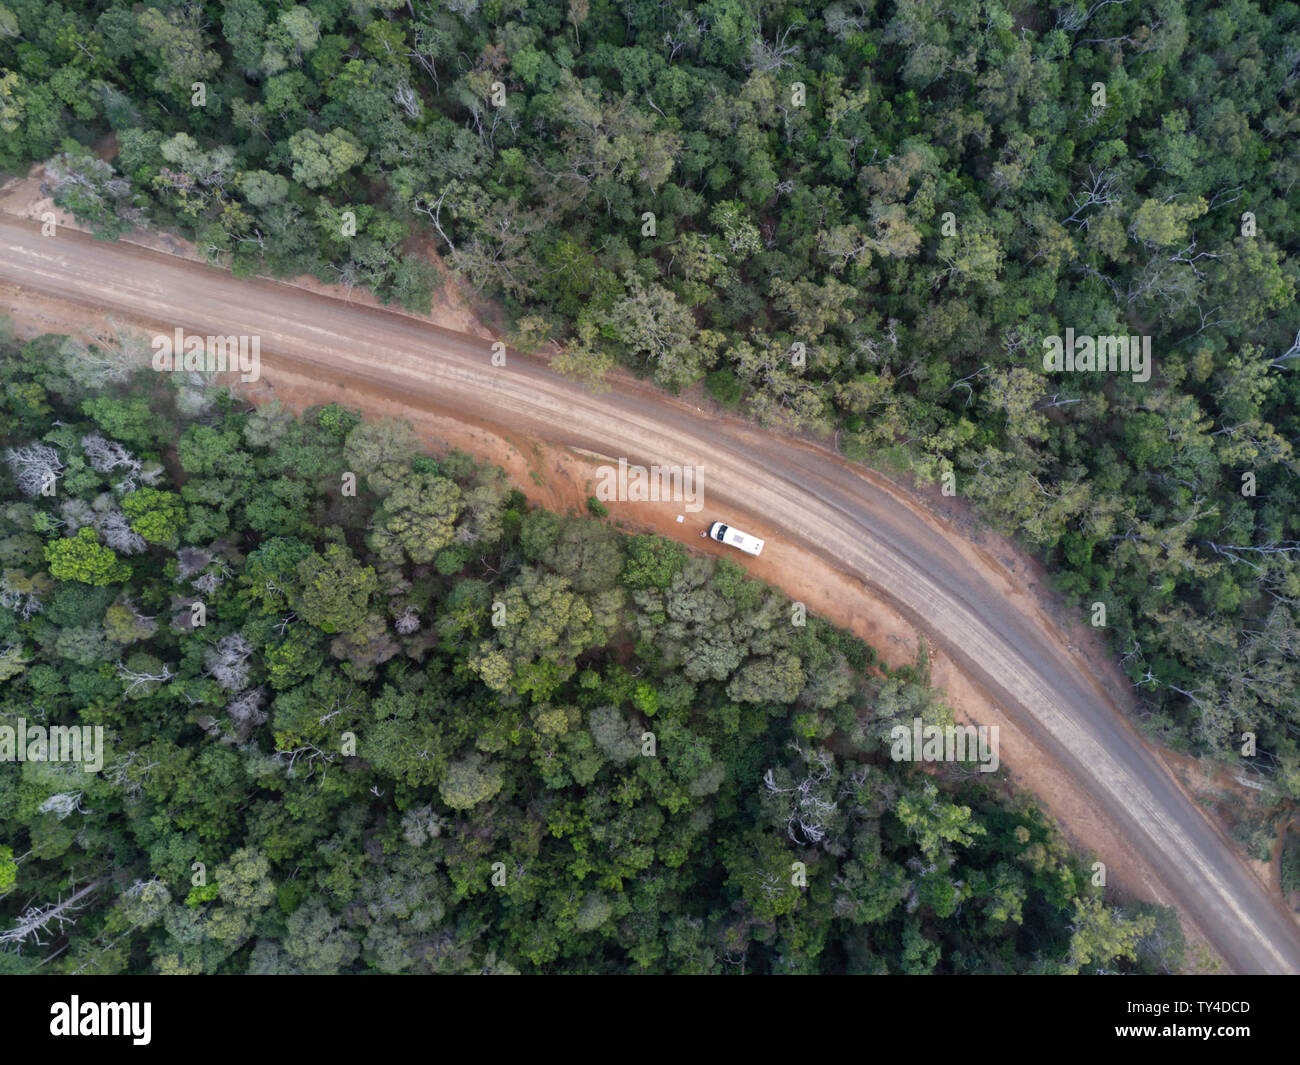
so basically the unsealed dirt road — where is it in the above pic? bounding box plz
[2,214,1299,973]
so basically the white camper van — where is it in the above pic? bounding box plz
[706,521,764,556]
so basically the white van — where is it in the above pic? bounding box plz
[707,520,764,556]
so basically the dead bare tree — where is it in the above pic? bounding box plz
[393,83,423,120]
[191,560,232,597]
[204,633,255,691]
[1,879,103,949]
[412,187,457,253]
[105,751,161,800]
[96,511,147,555]
[60,320,151,387]
[4,443,62,497]
[1270,328,1300,370]
[745,26,802,73]
[663,11,708,62]
[273,742,336,781]
[1062,167,1120,229]
[763,742,838,845]
[114,660,176,696]
[224,687,268,741]
[408,27,441,88]
[948,364,989,407]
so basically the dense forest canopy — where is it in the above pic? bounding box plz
[0,329,1178,973]
[3,0,1296,785]
[0,0,1295,971]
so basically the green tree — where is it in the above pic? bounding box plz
[44,528,130,585]
[371,472,462,565]
[121,488,185,546]
[287,128,367,189]
[439,753,504,810]
[294,544,377,633]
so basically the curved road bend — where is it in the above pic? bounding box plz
[2,215,1298,973]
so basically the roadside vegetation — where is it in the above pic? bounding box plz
[0,328,1180,973]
